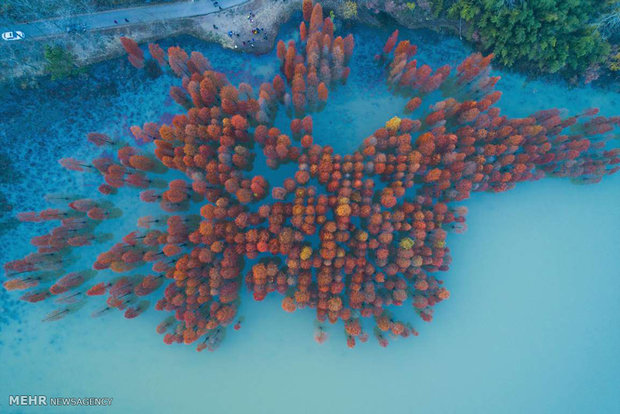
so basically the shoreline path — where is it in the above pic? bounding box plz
[1,0,248,40]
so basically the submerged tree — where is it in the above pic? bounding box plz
[3,1,619,351]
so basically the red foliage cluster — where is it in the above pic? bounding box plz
[120,37,144,69]
[276,2,353,115]
[4,1,619,351]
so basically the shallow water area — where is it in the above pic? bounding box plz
[0,18,619,414]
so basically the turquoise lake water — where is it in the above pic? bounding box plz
[0,18,619,414]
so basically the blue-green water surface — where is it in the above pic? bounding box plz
[0,19,619,414]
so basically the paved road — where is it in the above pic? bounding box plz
[1,0,247,40]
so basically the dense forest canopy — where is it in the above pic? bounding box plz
[446,0,617,75]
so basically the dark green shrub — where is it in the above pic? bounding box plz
[43,45,84,80]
